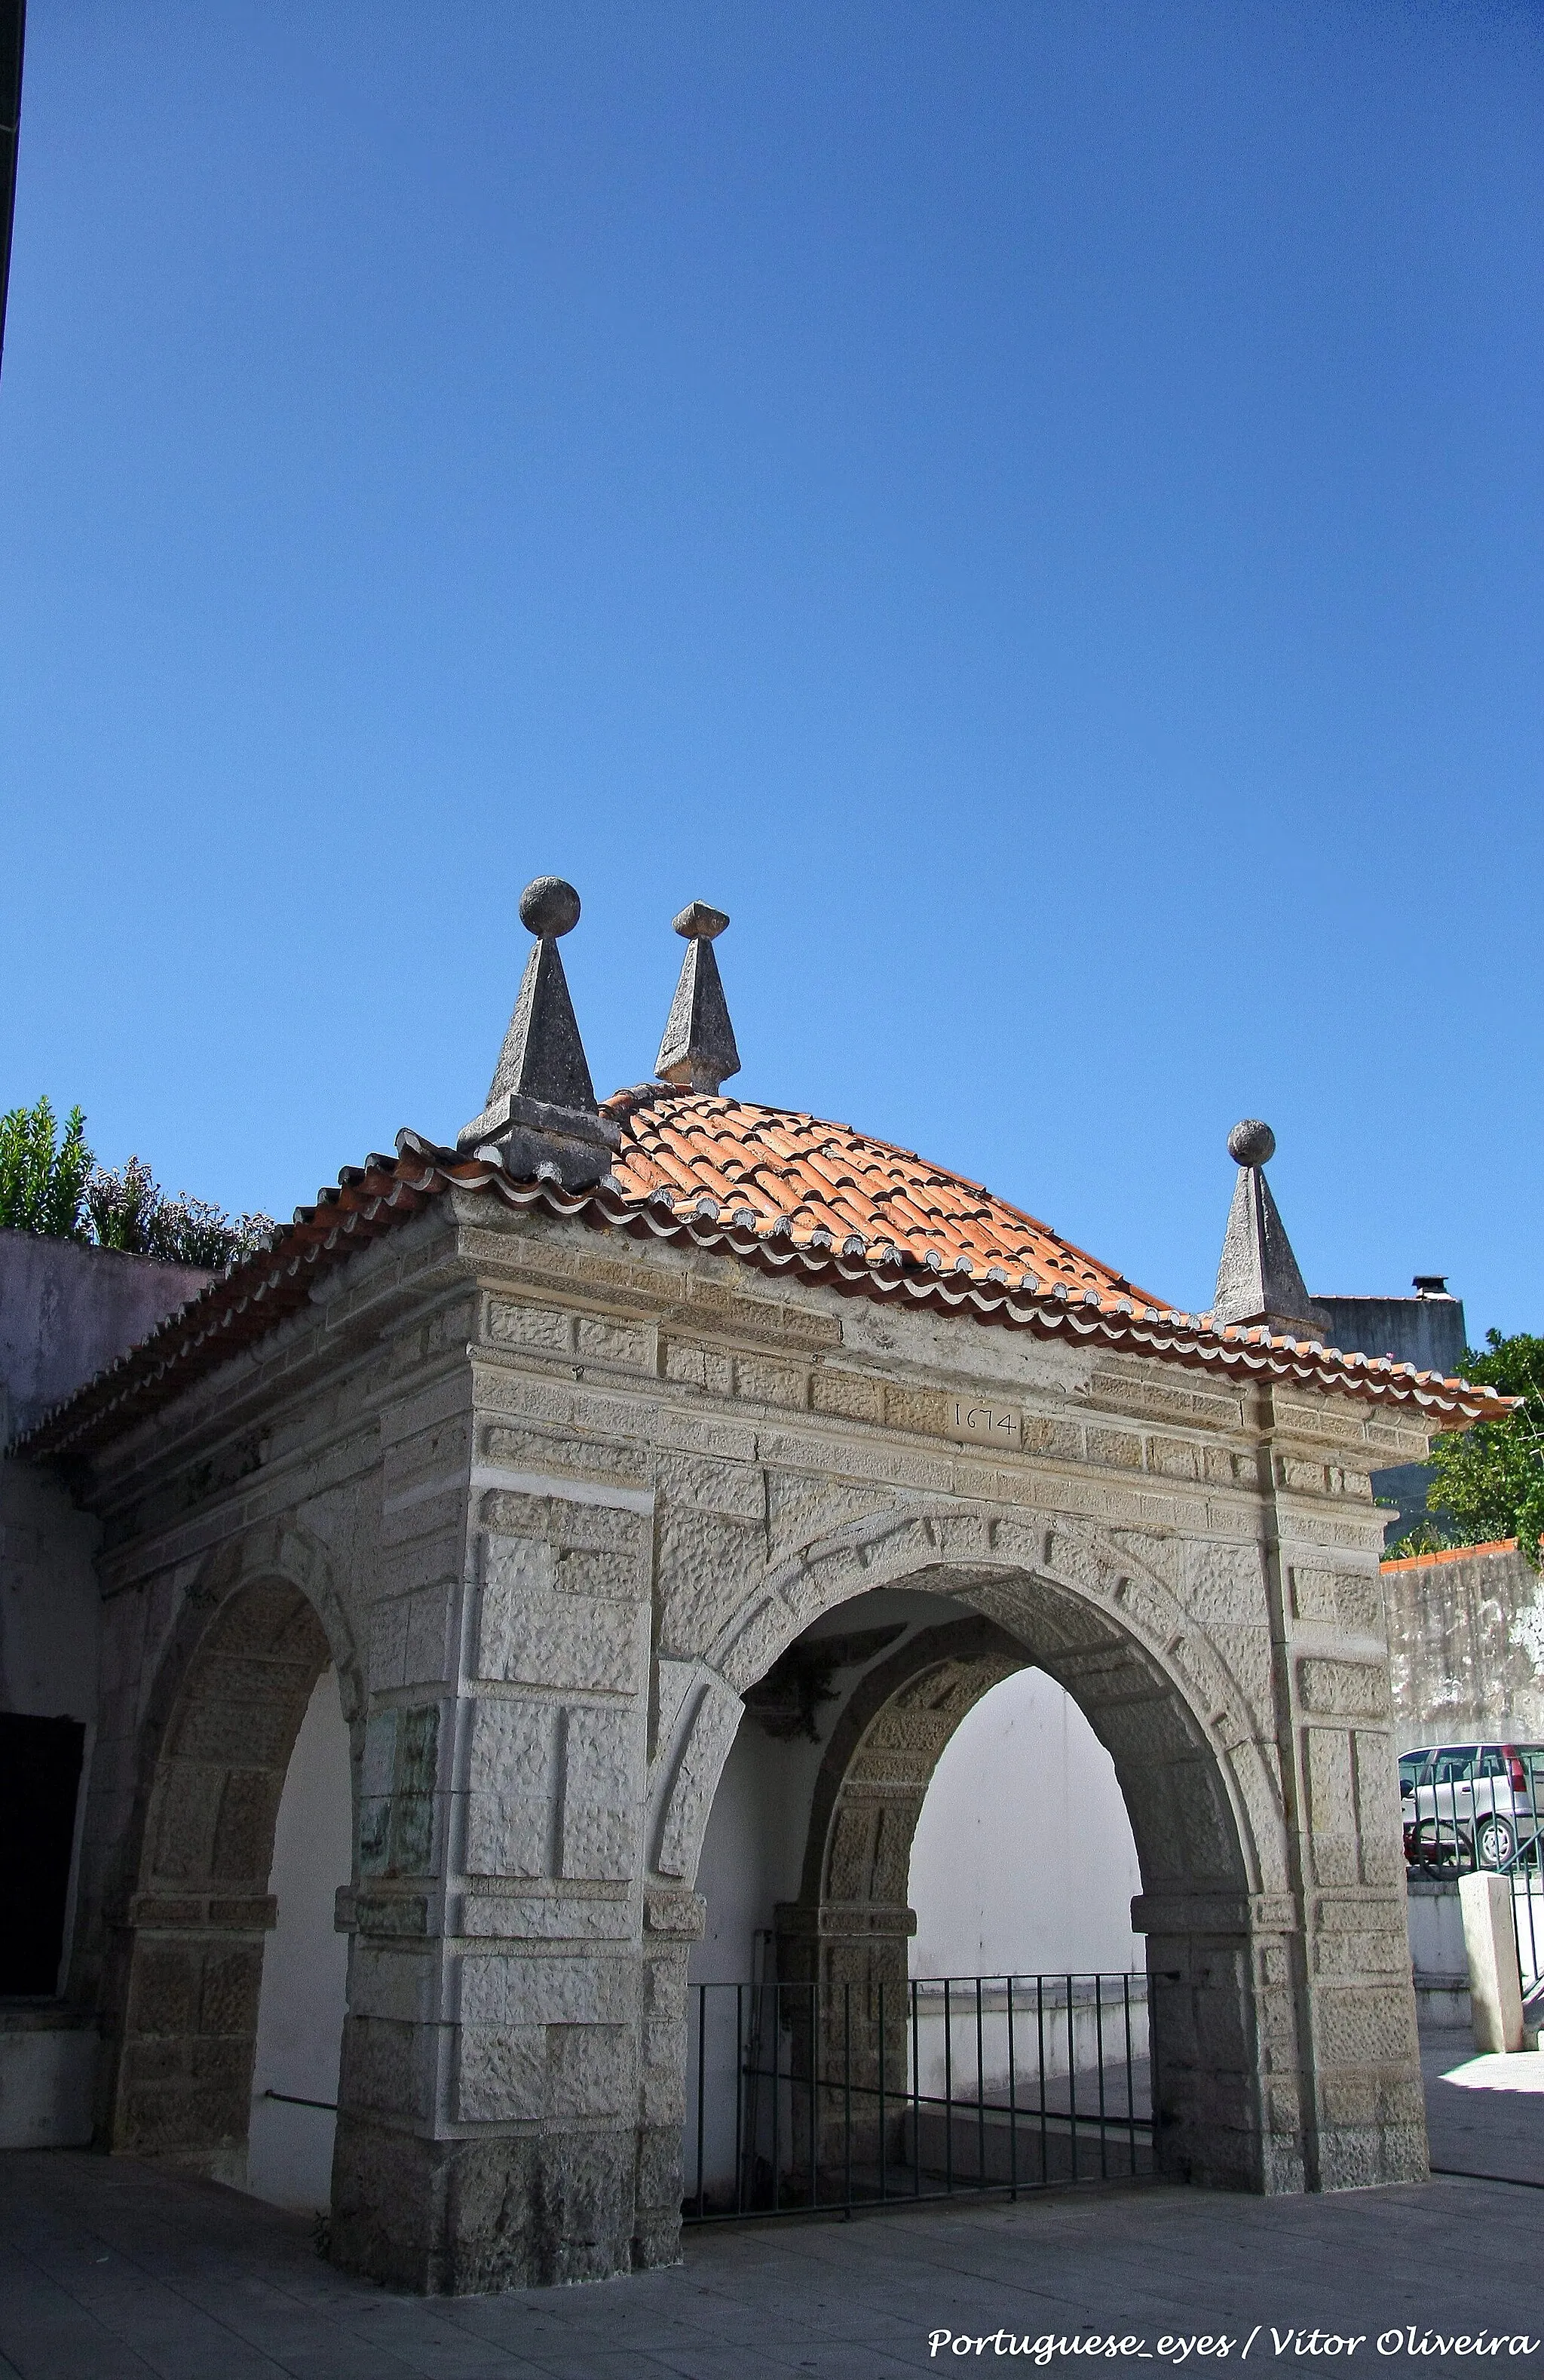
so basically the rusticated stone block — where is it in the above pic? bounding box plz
[475,1532,642,1692]
[464,1700,553,1878]
[481,1419,648,1487]
[662,1338,734,1395]
[357,1704,439,1879]
[1022,1413,1083,1458]
[733,1352,807,1409]
[548,2023,633,2118]
[198,1945,263,2037]
[128,1944,200,2038]
[655,1451,764,1520]
[810,1367,884,1425]
[1085,1425,1143,1468]
[657,1504,766,1655]
[573,1314,654,1370]
[123,2036,183,2084]
[443,2130,637,2292]
[1314,1983,1418,2067]
[485,1299,574,1355]
[636,2121,685,2216]
[1146,1434,1202,1480]
[349,1946,431,2024]
[460,1952,634,2028]
[1298,1656,1387,1719]
[339,2012,429,2119]
[559,1707,639,1881]
[884,1382,949,1438]
[211,1771,286,1885]
[454,2022,545,2121]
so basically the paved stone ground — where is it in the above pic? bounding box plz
[3,2047,1542,2380]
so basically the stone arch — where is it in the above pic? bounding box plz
[790,1613,1028,1942]
[103,1523,360,2175]
[663,1502,1299,2191]
[665,1501,1278,1916]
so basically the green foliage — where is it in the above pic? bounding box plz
[2,1096,274,1273]
[85,1158,275,1271]
[1383,1520,1462,1562]
[1414,1331,1544,1571]
[0,1096,95,1239]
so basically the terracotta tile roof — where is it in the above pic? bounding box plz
[605,1085,1157,1302]
[14,1084,1514,1460]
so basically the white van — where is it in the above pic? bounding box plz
[1398,1744,1544,1869]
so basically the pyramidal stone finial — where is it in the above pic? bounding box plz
[1212,1119,1328,1339]
[458,876,620,1188]
[656,902,741,1095]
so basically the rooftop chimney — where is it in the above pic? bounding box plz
[1211,1119,1329,1339]
[656,902,741,1096]
[458,876,620,1189]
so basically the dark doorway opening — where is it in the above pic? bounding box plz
[0,1713,85,1994]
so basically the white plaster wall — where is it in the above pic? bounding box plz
[691,1716,817,1986]
[908,1670,1143,1979]
[243,1666,352,2214]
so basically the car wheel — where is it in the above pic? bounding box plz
[1476,1817,1515,1868]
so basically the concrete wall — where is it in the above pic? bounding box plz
[0,2007,100,2147]
[1315,1294,1467,1379]
[1384,1541,1544,1746]
[0,1228,210,1446]
[0,1228,204,2026]
[1313,1293,1467,1549]
[2,1231,209,1726]
[0,1455,100,1727]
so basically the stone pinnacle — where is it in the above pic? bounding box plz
[656,902,741,1096]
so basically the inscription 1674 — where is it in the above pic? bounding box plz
[947,1396,1022,1449]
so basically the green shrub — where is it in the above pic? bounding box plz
[1423,1331,1544,1570]
[0,1097,94,1239]
[2,1096,274,1273]
[1383,1332,1544,1571]
[85,1157,274,1270]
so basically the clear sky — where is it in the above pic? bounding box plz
[2,2,1539,1338]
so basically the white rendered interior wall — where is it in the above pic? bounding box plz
[243,1665,353,2214]
[908,1668,1143,1978]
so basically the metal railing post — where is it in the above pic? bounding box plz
[1007,1974,1019,2201]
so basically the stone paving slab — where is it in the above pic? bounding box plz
[1422,2035,1544,2188]
[3,2060,1544,2380]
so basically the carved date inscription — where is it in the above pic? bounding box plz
[947,1395,1022,1450]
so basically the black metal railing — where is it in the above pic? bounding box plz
[682,1971,1152,2223]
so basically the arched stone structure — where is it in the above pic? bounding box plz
[100,1526,360,2180]
[19,1118,1466,2289]
[647,1486,1421,2209]
[753,1569,1267,2192]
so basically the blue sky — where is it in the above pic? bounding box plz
[2,2,1539,1336]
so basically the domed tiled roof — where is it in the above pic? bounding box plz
[604,1083,1155,1306]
